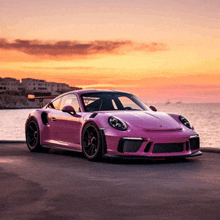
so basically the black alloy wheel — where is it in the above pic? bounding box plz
[82,122,102,161]
[26,118,44,152]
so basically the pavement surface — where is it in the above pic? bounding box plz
[0,143,220,220]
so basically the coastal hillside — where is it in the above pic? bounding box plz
[0,94,40,109]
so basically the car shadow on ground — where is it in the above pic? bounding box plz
[47,148,200,165]
[103,156,200,165]
[0,143,201,166]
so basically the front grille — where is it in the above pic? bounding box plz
[189,137,200,150]
[144,142,153,152]
[153,143,184,153]
[186,141,189,151]
[118,139,143,153]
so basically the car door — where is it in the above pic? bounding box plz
[48,94,82,149]
[46,97,62,144]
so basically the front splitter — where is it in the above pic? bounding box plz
[103,150,202,160]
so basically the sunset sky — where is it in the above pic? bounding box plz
[1,0,220,102]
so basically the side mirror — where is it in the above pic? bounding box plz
[149,106,157,112]
[62,105,76,115]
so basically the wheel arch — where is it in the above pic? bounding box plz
[26,111,47,145]
[25,115,47,152]
[25,115,39,130]
[80,120,107,156]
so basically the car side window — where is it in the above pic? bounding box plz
[48,98,61,110]
[60,94,81,112]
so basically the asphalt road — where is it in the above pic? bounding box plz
[0,143,220,220]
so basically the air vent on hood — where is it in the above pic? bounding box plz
[90,113,98,118]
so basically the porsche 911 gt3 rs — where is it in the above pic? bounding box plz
[25,90,202,160]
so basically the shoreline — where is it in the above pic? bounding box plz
[0,107,38,110]
[0,94,40,109]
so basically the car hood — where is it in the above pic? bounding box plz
[105,111,182,131]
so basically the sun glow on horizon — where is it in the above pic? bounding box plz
[1,0,220,102]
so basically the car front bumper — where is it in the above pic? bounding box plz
[104,128,201,158]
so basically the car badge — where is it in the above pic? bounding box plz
[159,124,163,127]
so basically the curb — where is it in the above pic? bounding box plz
[0,140,26,143]
[200,147,220,153]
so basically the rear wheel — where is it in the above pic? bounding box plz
[26,118,45,152]
[82,122,102,161]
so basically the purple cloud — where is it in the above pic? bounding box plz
[0,38,167,57]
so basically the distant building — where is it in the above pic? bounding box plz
[0,77,81,95]
[0,77,20,94]
[21,78,52,95]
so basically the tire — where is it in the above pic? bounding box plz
[82,122,103,161]
[26,117,46,152]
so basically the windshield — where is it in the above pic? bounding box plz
[81,92,149,112]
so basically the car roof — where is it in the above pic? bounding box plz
[64,89,132,96]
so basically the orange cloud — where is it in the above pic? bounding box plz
[0,38,167,58]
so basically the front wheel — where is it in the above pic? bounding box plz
[82,122,103,161]
[26,118,45,152]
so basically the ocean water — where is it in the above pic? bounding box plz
[0,103,219,148]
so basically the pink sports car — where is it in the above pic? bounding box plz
[25,90,202,160]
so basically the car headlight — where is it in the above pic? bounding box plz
[108,116,127,131]
[179,115,194,130]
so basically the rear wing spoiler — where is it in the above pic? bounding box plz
[28,94,57,102]
[28,94,57,108]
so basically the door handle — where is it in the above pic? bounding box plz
[51,117,57,121]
